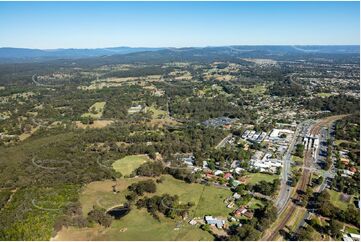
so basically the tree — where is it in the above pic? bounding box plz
[87,207,112,227]
[237,224,261,240]
[294,226,314,240]
[128,179,157,195]
[328,219,343,239]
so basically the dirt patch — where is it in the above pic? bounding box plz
[75,120,113,129]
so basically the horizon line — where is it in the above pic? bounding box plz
[1,44,360,51]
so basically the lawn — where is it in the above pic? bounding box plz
[112,155,151,176]
[327,189,353,211]
[81,101,106,119]
[243,172,279,185]
[247,198,264,209]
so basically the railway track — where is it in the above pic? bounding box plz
[263,115,347,241]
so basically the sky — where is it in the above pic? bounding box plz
[0,1,359,49]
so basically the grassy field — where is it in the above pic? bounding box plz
[243,172,279,185]
[241,85,267,95]
[112,155,151,176]
[75,120,113,129]
[156,175,232,217]
[147,105,168,119]
[55,209,212,241]
[315,92,333,98]
[79,178,146,215]
[327,189,353,210]
[81,101,106,119]
[80,175,232,217]
[58,175,233,240]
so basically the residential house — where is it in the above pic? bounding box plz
[204,216,225,229]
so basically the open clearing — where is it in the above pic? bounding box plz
[18,126,40,141]
[146,105,168,119]
[291,155,303,165]
[56,175,231,240]
[243,172,279,185]
[240,85,267,95]
[81,101,106,119]
[75,120,113,129]
[327,189,353,210]
[112,155,151,176]
[315,92,333,98]
[54,209,212,241]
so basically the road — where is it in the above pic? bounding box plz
[275,121,310,214]
[32,74,63,87]
[262,115,346,241]
[216,134,233,149]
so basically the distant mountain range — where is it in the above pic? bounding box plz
[0,47,163,63]
[0,45,359,64]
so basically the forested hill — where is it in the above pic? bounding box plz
[0,47,164,63]
[0,45,359,64]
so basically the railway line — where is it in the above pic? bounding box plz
[262,115,347,241]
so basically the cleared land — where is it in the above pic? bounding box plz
[112,155,151,176]
[146,105,168,119]
[75,120,113,129]
[55,209,212,241]
[315,92,333,98]
[81,101,106,119]
[56,175,232,240]
[243,172,279,185]
[241,85,267,95]
[327,189,353,211]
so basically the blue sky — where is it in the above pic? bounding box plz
[0,1,359,49]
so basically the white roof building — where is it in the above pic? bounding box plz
[214,170,224,176]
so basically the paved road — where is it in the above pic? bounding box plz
[262,116,345,241]
[216,134,233,149]
[275,121,310,214]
